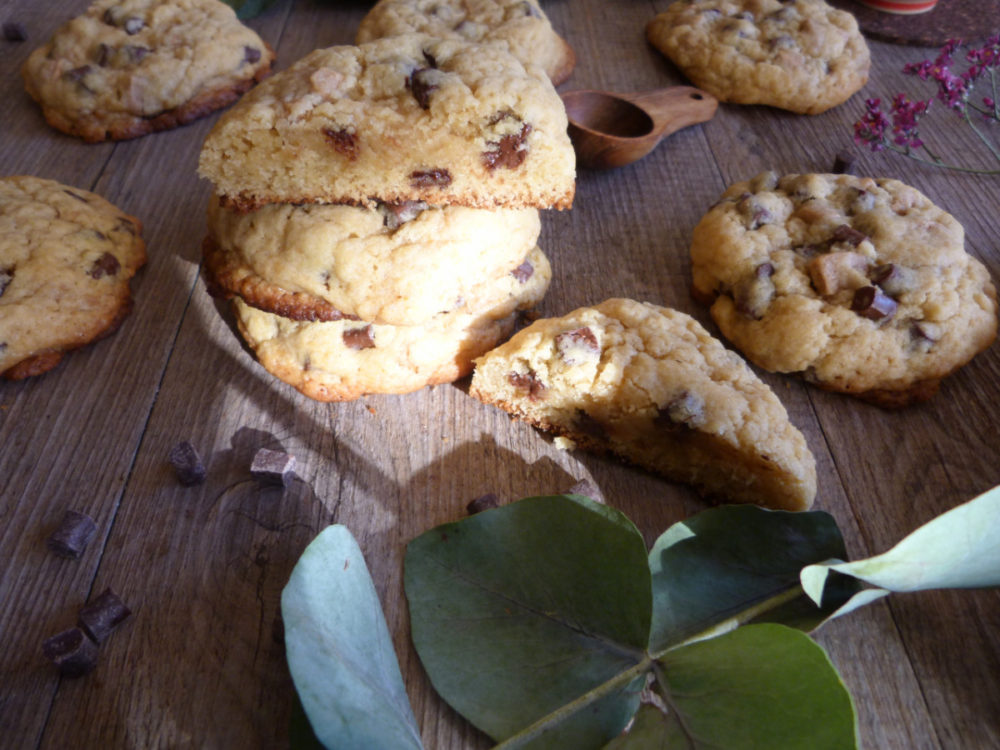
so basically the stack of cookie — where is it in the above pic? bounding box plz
[198,34,575,401]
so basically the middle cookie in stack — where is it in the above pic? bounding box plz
[198,34,576,400]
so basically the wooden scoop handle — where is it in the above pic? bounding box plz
[620,87,718,140]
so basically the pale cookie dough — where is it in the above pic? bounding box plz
[21,0,274,143]
[356,0,576,85]
[469,298,817,510]
[646,0,869,115]
[690,172,998,407]
[233,245,551,401]
[0,176,146,379]
[198,34,576,211]
[204,197,540,325]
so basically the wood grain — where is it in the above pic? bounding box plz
[1,0,998,748]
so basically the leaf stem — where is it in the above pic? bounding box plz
[962,108,1000,164]
[493,656,653,749]
[886,143,1000,175]
[651,585,807,659]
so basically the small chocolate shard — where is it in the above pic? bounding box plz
[3,21,27,41]
[96,42,112,66]
[124,45,149,64]
[102,8,116,25]
[851,285,897,321]
[736,193,773,229]
[78,588,131,644]
[322,127,358,160]
[123,16,144,34]
[911,320,942,350]
[510,260,533,283]
[466,493,500,515]
[555,327,599,365]
[408,68,438,109]
[47,510,98,559]
[409,169,451,188]
[168,441,206,486]
[655,391,706,430]
[63,65,93,87]
[379,200,427,230]
[342,325,375,350]
[0,267,12,297]
[508,370,546,401]
[89,252,120,279]
[520,1,542,18]
[831,224,867,247]
[832,150,857,175]
[250,448,296,487]
[871,263,917,298]
[483,123,532,170]
[734,262,775,319]
[422,48,438,68]
[42,628,98,678]
[243,46,261,64]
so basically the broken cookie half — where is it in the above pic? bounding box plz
[469,298,817,511]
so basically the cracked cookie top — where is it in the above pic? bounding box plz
[21,0,274,142]
[0,176,146,378]
[470,298,817,510]
[646,0,869,114]
[356,0,575,85]
[690,172,998,406]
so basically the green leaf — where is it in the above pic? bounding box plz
[802,484,1000,619]
[282,525,423,750]
[605,625,857,750]
[221,0,278,20]
[648,505,856,652]
[405,494,652,748]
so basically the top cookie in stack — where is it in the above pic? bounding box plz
[197,34,576,401]
[198,34,576,211]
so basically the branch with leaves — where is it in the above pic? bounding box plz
[282,486,1000,749]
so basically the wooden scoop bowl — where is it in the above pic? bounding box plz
[561,86,718,169]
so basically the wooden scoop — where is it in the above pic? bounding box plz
[561,86,718,169]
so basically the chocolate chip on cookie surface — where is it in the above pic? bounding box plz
[0,176,145,379]
[470,298,817,510]
[690,172,998,406]
[647,0,870,115]
[21,0,274,142]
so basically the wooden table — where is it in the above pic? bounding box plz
[2,1,999,747]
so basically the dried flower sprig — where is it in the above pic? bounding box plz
[854,36,1000,175]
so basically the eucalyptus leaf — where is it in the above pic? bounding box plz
[282,525,423,750]
[405,494,652,748]
[604,625,857,750]
[648,505,857,652]
[221,0,278,19]
[802,485,1000,619]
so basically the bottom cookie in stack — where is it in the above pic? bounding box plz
[202,198,551,400]
[230,246,550,401]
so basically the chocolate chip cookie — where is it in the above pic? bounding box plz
[198,34,575,211]
[646,0,869,115]
[203,196,541,325]
[469,298,817,510]
[690,172,998,406]
[356,0,576,85]
[22,0,274,142]
[232,246,551,401]
[0,176,145,379]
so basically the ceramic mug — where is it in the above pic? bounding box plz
[855,0,938,13]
